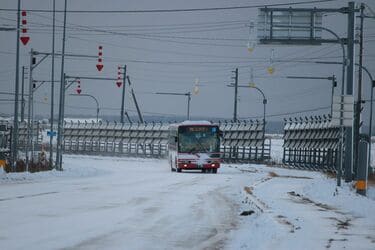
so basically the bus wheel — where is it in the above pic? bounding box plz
[202,169,206,173]
[177,168,182,173]
[213,169,217,174]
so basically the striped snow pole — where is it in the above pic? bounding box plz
[20,10,30,45]
[116,66,122,87]
[76,79,81,94]
[96,46,103,71]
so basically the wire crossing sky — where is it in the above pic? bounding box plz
[0,0,374,122]
[0,0,338,13]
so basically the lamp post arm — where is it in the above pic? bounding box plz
[69,94,100,122]
[273,25,346,93]
[251,86,266,101]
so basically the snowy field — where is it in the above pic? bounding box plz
[1,155,374,250]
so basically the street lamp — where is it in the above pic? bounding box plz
[155,92,191,120]
[227,83,267,159]
[55,75,119,170]
[270,24,347,186]
[286,75,337,116]
[69,94,100,122]
[311,61,374,175]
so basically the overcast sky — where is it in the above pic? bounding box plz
[0,0,374,123]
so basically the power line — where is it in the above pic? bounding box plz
[0,99,331,120]
[239,106,331,119]
[0,0,337,14]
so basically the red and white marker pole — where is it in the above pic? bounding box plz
[76,79,82,94]
[96,46,104,71]
[116,66,122,87]
[20,10,30,46]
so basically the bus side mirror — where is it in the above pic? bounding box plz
[174,136,178,143]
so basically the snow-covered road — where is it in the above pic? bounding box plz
[1,155,374,250]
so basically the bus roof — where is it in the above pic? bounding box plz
[169,120,214,129]
[180,120,212,126]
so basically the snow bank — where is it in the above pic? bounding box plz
[0,156,108,184]
[303,175,375,217]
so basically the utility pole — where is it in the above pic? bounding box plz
[11,0,21,170]
[50,0,56,168]
[127,76,144,123]
[187,93,191,120]
[232,68,238,122]
[354,3,365,180]
[121,65,127,124]
[26,49,34,169]
[24,49,96,170]
[344,1,356,182]
[21,66,26,122]
[331,75,337,117]
[56,0,68,171]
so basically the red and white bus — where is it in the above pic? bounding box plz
[168,121,221,173]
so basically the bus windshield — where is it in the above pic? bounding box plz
[178,126,219,153]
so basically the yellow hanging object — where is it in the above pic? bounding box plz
[267,66,275,75]
[248,82,256,88]
[193,85,199,95]
[193,78,199,95]
[247,42,255,53]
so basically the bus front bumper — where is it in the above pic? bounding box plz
[178,162,220,169]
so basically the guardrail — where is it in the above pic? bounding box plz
[62,120,268,162]
[218,120,270,162]
[282,115,341,171]
[17,121,44,150]
[63,121,169,158]
[2,119,269,163]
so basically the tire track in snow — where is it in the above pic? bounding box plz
[287,191,375,249]
[0,191,59,201]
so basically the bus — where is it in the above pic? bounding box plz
[168,121,221,173]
